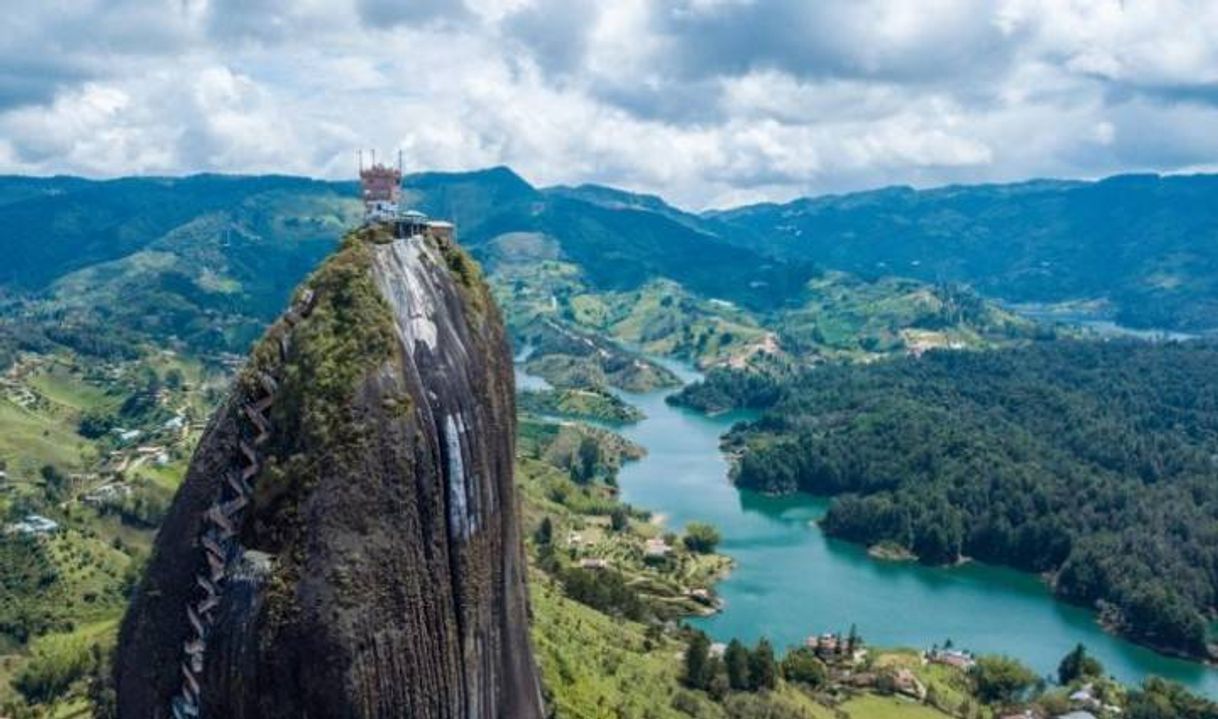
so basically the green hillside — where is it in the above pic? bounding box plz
[0,171,1043,373]
[713,174,1218,332]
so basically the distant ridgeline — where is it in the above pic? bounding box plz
[712,173,1218,333]
[0,169,807,367]
[707,340,1218,659]
[4,170,1217,372]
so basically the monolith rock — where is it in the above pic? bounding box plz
[116,224,543,719]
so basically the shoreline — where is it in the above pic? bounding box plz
[526,357,1218,697]
[719,459,1218,672]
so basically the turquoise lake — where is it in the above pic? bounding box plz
[541,358,1218,698]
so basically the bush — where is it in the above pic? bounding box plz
[534,517,553,546]
[560,567,646,621]
[14,633,96,704]
[670,690,707,716]
[1127,676,1218,719]
[1057,643,1104,685]
[970,654,1038,706]
[683,522,721,554]
[77,410,116,440]
[780,646,827,688]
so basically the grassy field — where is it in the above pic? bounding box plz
[493,244,1035,378]
[773,271,1031,362]
[531,577,960,719]
[840,694,952,719]
[0,398,93,478]
[25,364,121,415]
[531,575,844,719]
[530,576,691,718]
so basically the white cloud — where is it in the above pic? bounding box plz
[0,0,1216,208]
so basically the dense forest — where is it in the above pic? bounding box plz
[668,367,785,414]
[715,340,1218,658]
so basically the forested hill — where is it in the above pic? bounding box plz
[722,340,1218,659]
[712,173,1218,332]
[402,167,809,307]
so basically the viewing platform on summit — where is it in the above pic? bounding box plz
[359,149,455,242]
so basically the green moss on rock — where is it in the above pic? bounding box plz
[432,230,493,318]
[235,230,399,630]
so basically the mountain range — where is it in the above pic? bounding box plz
[714,173,1218,332]
[1,167,1215,369]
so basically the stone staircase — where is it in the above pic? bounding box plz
[170,289,314,719]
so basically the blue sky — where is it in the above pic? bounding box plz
[2,0,1217,207]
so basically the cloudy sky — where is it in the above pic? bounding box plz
[2,0,1217,207]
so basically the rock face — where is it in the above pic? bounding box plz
[116,226,543,718]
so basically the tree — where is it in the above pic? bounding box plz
[748,638,777,691]
[1057,643,1103,685]
[725,639,750,690]
[970,655,1037,706]
[164,368,185,390]
[609,507,629,532]
[846,623,861,655]
[561,567,646,621]
[780,647,827,688]
[570,435,600,483]
[706,659,729,701]
[78,410,116,439]
[721,340,1218,659]
[39,465,68,502]
[684,632,712,690]
[683,522,721,554]
[534,517,553,546]
[1128,693,1178,719]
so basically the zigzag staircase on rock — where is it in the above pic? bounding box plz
[170,289,315,719]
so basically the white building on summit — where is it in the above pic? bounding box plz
[359,154,402,222]
[358,150,456,242]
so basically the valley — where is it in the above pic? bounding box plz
[0,170,1217,718]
